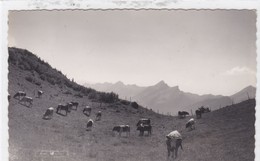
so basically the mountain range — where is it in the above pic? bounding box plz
[84,81,256,114]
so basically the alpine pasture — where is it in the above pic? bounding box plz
[8,48,255,161]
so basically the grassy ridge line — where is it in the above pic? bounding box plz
[8,47,120,104]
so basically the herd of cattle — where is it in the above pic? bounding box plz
[10,90,211,160]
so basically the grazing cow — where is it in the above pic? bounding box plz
[13,91,26,100]
[166,130,183,159]
[136,118,151,126]
[83,106,92,116]
[19,96,33,107]
[70,101,79,110]
[195,110,202,119]
[137,124,152,136]
[113,125,130,137]
[186,118,195,130]
[198,106,211,113]
[68,103,73,111]
[204,107,211,113]
[178,111,189,118]
[95,111,102,121]
[43,107,54,120]
[86,119,94,131]
[37,90,44,98]
[56,103,71,116]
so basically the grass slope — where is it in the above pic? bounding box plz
[8,49,255,161]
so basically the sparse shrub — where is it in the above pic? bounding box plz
[35,81,41,86]
[55,78,62,85]
[98,92,119,103]
[34,64,42,74]
[25,76,33,83]
[131,102,139,109]
[74,93,83,98]
[63,91,72,95]
[88,91,97,99]
[18,64,25,70]
[46,77,55,85]
[121,100,130,105]
[39,74,46,81]
[88,150,98,158]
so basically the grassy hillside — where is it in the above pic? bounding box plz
[8,48,255,161]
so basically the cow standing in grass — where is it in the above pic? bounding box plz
[43,107,54,120]
[137,124,152,136]
[19,96,33,107]
[56,103,71,116]
[136,118,152,136]
[113,125,130,137]
[136,118,151,126]
[86,119,94,131]
[186,118,195,130]
[70,101,79,110]
[83,106,92,116]
[37,90,44,98]
[166,130,183,159]
[95,111,102,121]
[196,110,202,119]
[178,111,189,119]
[13,91,26,100]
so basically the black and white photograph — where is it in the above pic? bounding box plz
[2,1,258,161]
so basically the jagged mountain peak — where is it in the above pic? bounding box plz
[154,80,169,88]
[114,81,125,86]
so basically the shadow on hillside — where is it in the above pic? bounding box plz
[83,112,91,117]
[19,102,32,108]
[56,112,68,117]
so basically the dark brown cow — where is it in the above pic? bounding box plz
[178,111,189,118]
[136,118,151,126]
[56,103,71,116]
[137,124,152,136]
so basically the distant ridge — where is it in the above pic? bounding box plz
[85,81,256,114]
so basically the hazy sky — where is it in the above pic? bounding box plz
[8,10,256,96]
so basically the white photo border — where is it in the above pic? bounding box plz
[1,1,259,161]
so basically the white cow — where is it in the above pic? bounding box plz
[19,96,33,107]
[166,130,183,159]
[86,119,94,131]
[13,91,26,100]
[43,107,54,120]
[186,118,195,130]
[83,106,92,116]
[37,90,44,98]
